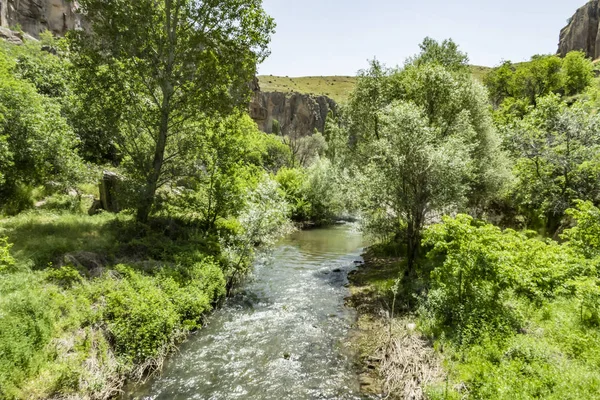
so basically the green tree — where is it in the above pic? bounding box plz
[70,0,275,223]
[484,52,594,108]
[345,38,508,268]
[0,50,82,213]
[561,51,594,96]
[360,102,473,272]
[484,61,515,107]
[349,42,508,213]
[347,59,389,144]
[506,94,600,233]
[406,37,469,72]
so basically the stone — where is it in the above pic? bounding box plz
[0,25,21,44]
[0,0,85,39]
[88,199,103,216]
[558,0,600,59]
[58,251,106,278]
[249,79,338,137]
[99,171,121,213]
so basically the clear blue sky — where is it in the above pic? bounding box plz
[258,0,586,76]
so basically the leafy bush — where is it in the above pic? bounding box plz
[0,48,83,213]
[562,200,600,258]
[0,236,15,273]
[45,265,84,288]
[275,167,311,221]
[100,265,181,361]
[275,159,344,225]
[422,215,582,342]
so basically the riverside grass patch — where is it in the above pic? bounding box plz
[0,212,228,400]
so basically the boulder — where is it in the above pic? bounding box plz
[58,251,107,278]
[0,25,21,44]
[99,171,121,213]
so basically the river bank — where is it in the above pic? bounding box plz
[0,206,296,400]
[126,224,367,399]
[346,249,444,400]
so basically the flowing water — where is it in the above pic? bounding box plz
[128,224,370,400]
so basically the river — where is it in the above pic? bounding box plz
[127,224,370,400]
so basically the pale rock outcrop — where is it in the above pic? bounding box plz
[249,78,337,136]
[558,0,600,59]
[0,0,83,38]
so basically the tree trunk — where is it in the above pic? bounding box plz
[406,220,418,276]
[136,94,171,223]
[405,212,423,278]
[136,0,177,223]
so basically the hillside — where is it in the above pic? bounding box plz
[257,75,357,103]
[258,66,491,103]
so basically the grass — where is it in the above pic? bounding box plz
[257,75,357,103]
[0,210,120,270]
[257,66,491,103]
[469,65,492,82]
[0,210,228,399]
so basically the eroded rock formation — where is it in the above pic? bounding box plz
[0,0,83,38]
[559,0,600,59]
[249,78,337,136]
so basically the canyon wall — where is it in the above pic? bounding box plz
[0,0,83,38]
[558,0,600,59]
[249,79,337,136]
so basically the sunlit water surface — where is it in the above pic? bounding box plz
[127,224,370,400]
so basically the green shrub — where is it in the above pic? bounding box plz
[100,265,180,361]
[275,167,311,221]
[46,265,84,288]
[422,215,581,342]
[563,200,600,259]
[0,236,15,273]
[427,299,600,400]
[275,159,343,224]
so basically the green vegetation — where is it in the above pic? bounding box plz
[485,51,594,108]
[1,2,599,398]
[258,75,357,102]
[0,1,352,396]
[347,38,506,271]
[421,211,600,399]
[257,66,490,104]
[338,37,600,399]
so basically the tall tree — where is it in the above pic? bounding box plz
[70,0,275,222]
[360,102,472,272]
[505,94,600,233]
[347,38,508,270]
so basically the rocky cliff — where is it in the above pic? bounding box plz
[249,79,337,136]
[558,0,600,59]
[0,0,82,38]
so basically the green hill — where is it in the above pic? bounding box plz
[258,66,491,103]
[257,75,357,103]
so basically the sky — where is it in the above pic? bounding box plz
[258,0,587,76]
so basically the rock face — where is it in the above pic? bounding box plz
[0,0,83,38]
[559,0,600,59]
[249,79,337,136]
